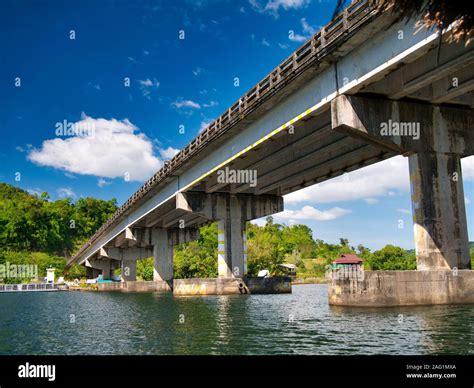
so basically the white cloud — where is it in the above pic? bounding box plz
[192,67,204,76]
[284,155,473,206]
[172,99,201,109]
[364,198,378,204]
[138,78,160,99]
[203,100,218,108]
[139,78,159,87]
[275,205,351,221]
[199,119,214,133]
[290,33,307,42]
[27,188,43,197]
[97,178,111,188]
[301,17,315,34]
[278,42,289,49]
[250,0,310,17]
[466,197,471,205]
[28,114,162,181]
[462,156,474,180]
[397,208,411,214]
[88,82,101,91]
[261,38,271,47]
[290,18,317,42]
[57,187,75,198]
[285,156,410,204]
[251,218,267,227]
[159,146,179,160]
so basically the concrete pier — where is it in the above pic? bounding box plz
[409,152,470,270]
[329,95,473,306]
[173,277,292,296]
[152,228,173,289]
[329,271,474,307]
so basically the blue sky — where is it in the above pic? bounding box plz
[0,0,472,250]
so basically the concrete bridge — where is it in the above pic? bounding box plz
[69,1,474,301]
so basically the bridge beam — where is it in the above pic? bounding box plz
[332,94,472,270]
[85,258,113,280]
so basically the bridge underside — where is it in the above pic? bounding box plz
[76,16,473,296]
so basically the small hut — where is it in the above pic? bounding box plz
[332,254,363,269]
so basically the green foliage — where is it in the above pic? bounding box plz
[0,183,117,256]
[1,183,452,282]
[174,223,218,278]
[137,257,154,281]
[365,244,416,270]
[0,250,69,283]
[64,264,87,280]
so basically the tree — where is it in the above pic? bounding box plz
[174,223,218,278]
[333,1,472,44]
[0,183,117,256]
[367,244,416,270]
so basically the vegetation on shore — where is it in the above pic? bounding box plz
[1,183,473,283]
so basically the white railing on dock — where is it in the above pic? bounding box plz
[0,283,60,292]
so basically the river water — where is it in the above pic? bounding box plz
[0,284,472,355]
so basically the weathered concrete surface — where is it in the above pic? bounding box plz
[173,278,245,295]
[97,280,172,292]
[173,277,292,295]
[152,228,174,283]
[328,270,474,306]
[332,94,472,270]
[244,276,292,294]
[177,193,283,279]
[409,152,470,270]
[121,259,137,282]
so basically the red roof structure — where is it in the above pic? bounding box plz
[333,254,363,264]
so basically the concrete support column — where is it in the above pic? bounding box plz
[176,192,283,279]
[409,152,470,270]
[152,228,173,282]
[101,261,112,280]
[121,259,137,281]
[86,267,100,279]
[217,196,247,279]
[331,95,473,271]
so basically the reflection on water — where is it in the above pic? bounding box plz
[0,284,472,355]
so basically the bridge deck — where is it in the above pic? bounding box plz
[70,0,474,265]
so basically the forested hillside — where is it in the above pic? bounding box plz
[0,183,472,283]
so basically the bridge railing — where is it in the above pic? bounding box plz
[70,0,378,264]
